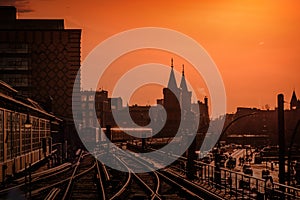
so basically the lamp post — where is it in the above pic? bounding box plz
[218,112,257,147]
[278,94,285,186]
[213,112,256,188]
[24,113,32,129]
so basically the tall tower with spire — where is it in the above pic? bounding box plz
[167,58,179,94]
[160,58,181,136]
[290,90,300,110]
[180,64,192,113]
[156,58,210,138]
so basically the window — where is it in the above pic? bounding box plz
[88,103,94,110]
[22,114,31,154]
[32,118,40,150]
[89,119,94,127]
[20,114,26,153]
[45,121,50,137]
[6,111,12,160]
[81,95,87,102]
[89,111,93,117]
[40,120,46,138]
[89,95,94,101]
[13,113,20,156]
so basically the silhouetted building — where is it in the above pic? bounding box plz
[129,105,151,127]
[160,59,182,136]
[193,97,210,134]
[0,80,61,182]
[157,59,209,137]
[91,59,210,140]
[0,6,81,121]
[110,97,123,111]
[218,92,300,147]
[81,89,124,128]
[290,90,300,110]
[81,90,97,128]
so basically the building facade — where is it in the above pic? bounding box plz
[0,6,81,120]
[0,80,60,182]
[81,90,123,129]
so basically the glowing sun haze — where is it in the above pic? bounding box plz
[11,0,300,113]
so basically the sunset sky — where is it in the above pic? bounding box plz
[4,0,300,113]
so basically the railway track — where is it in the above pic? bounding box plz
[111,150,204,200]
[111,152,160,200]
[135,148,233,200]
[61,152,105,200]
[0,162,74,199]
[0,150,107,200]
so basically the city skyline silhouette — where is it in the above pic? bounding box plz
[3,0,300,113]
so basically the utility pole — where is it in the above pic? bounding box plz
[278,94,285,186]
[186,133,197,180]
[106,125,111,153]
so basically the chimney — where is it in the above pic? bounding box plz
[204,96,208,106]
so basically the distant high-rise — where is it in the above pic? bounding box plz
[0,6,81,120]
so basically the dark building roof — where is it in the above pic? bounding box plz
[0,6,16,21]
[0,80,18,95]
[0,6,64,30]
[0,80,59,119]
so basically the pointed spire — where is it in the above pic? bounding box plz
[291,90,297,102]
[180,64,188,91]
[290,90,298,110]
[167,58,178,91]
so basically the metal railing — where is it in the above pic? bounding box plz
[192,160,300,199]
[150,149,300,199]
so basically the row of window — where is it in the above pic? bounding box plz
[81,95,94,102]
[0,74,29,87]
[0,109,50,162]
[0,43,29,54]
[0,57,29,70]
[81,118,98,128]
[82,103,95,110]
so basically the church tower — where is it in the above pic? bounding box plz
[163,58,180,108]
[179,64,192,113]
[161,58,181,136]
[290,90,298,110]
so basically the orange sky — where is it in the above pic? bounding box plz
[7,0,300,113]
